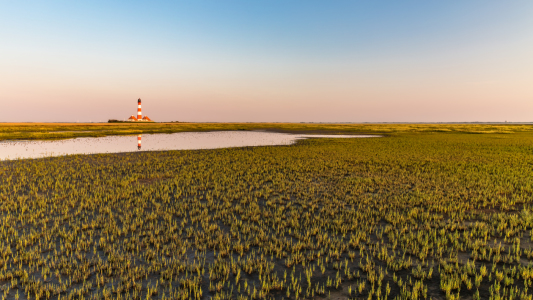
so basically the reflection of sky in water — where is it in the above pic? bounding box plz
[0,131,380,161]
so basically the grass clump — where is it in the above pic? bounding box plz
[0,132,533,299]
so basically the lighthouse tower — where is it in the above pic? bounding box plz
[137,98,142,121]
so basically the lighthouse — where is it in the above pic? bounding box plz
[138,134,142,150]
[126,98,152,121]
[137,98,142,120]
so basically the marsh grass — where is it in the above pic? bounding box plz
[0,132,533,299]
[1,122,533,141]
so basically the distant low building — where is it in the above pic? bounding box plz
[127,115,153,122]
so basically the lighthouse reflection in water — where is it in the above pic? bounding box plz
[137,134,141,150]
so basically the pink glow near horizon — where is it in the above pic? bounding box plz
[1,1,532,122]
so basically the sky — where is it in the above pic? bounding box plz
[1,1,532,122]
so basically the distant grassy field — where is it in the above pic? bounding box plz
[1,131,533,299]
[1,122,533,141]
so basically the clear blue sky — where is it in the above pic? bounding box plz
[1,1,532,122]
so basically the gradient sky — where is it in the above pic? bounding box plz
[1,1,532,122]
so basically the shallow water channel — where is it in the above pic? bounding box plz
[0,131,379,160]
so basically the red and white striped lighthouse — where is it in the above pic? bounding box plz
[138,134,142,150]
[137,98,142,120]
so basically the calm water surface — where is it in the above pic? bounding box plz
[0,131,379,161]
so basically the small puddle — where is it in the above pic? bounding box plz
[0,131,380,161]
[48,130,94,133]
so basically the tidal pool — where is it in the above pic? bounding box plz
[0,131,379,160]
